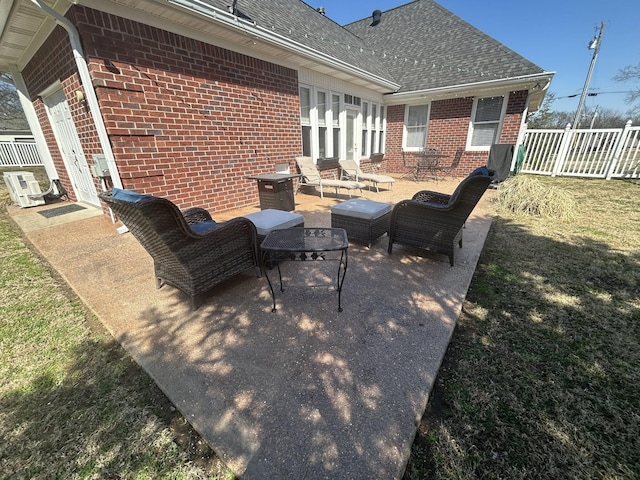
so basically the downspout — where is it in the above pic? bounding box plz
[30,0,123,190]
[513,94,530,173]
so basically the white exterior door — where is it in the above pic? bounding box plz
[346,109,360,161]
[43,89,99,206]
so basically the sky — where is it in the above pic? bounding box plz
[304,0,640,116]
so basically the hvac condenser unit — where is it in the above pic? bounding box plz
[2,171,45,208]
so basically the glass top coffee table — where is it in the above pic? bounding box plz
[260,227,348,312]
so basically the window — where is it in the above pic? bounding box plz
[404,104,429,150]
[362,102,385,156]
[344,94,361,106]
[332,94,341,158]
[370,104,378,154]
[468,96,505,149]
[300,86,311,156]
[317,91,327,158]
[378,106,385,153]
[361,102,370,157]
[297,86,384,160]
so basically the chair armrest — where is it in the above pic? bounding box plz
[182,207,213,224]
[184,217,258,252]
[411,190,451,205]
[395,199,456,213]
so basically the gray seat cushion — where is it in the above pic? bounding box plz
[243,209,304,236]
[331,198,393,220]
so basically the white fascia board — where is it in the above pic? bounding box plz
[384,72,555,106]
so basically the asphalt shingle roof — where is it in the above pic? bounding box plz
[202,0,396,82]
[345,0,545,93]
[199,1,545,94]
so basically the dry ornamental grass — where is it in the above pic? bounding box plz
[493,174,577,220]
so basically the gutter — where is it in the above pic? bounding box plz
[29,0,123,190]
[167,0,401,93]
[385,72,555,105]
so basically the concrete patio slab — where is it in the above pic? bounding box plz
[6,176,494,479]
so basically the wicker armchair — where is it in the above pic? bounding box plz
[388,167,496,265]
[99,189,259,310]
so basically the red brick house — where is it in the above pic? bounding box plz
[0,0,553,213]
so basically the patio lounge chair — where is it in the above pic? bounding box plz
[339,158,395,192]
[295,156,365,198]
[387,166,496,265]
[99,188,259,310]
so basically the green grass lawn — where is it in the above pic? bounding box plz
[1,175,638,478]
[406,176,640,479]
[0,210,232,479]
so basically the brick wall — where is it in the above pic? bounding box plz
[383,105,405,172]
[500,90,528,143]
[22,3,528,211]
[384,91,526,177]
[24,5,302,213]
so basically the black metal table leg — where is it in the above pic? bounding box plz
[262,250,277,312]
[334,249,348,312]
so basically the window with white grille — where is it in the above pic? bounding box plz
[404,104,429,150]
[468,96,506,150]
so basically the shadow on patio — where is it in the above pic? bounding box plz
[8,175,494,479]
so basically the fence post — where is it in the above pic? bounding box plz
[553,123,573,177]
[606,120,632,180]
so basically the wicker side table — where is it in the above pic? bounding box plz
[331,198,392,248]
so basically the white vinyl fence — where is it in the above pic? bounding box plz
[0,137,43,167]
[521,121,640,179]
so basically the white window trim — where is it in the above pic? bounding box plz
[360,101,385,158]
[299,84,312,158]
[331,93,342,159]
[466,95,508,152]
[316,88,329,159]
[362,101,370,158]
[370,103,378,156]
[378,106,386,154]
[402,103,430,152]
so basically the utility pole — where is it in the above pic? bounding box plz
[573,22,605,129]
[589,105,599,129]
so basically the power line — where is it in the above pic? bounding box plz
[557,90,635,100]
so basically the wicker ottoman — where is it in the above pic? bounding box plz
[331,198,392,247]
[242,209,304,242]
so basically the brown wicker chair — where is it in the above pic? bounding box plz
[387,167,496,265]
[99,189,259,310]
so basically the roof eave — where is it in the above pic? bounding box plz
[384,72,555,109]
[165,0,400,92]
[2,0,400,92]
[0,0,69,73]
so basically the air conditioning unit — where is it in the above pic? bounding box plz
[3,171,45,208]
